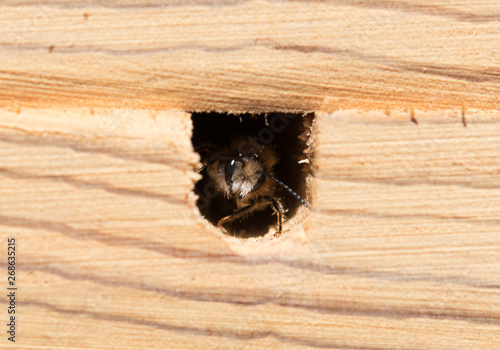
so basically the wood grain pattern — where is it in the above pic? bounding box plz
[1,0,499,112]
[1,108,499,349]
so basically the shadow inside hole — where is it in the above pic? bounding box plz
[192,112,313,238]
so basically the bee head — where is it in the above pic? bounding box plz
[220,155,265,199]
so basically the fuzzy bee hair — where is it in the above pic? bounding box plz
[197,137,308,235]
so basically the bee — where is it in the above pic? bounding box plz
[196,136,308,235]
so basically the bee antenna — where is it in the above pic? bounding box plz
[197,162,213,173]
[263,172,309,208]
[196,156,227,173]
[196,164,206,173]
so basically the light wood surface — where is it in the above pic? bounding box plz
[1,108,499,349]
[1,0,499,348]
[1,0,499,112]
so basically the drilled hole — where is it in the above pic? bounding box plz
[192,112,313,238]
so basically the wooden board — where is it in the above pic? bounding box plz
[1,0,499,112]
[1,108,499,349]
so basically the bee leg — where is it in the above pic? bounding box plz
[217,202,256,234]
[269,197,285,235]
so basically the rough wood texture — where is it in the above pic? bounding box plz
[1,108,499,349]
[1,0,499,112]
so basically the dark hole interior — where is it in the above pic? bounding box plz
[191,112,313,238]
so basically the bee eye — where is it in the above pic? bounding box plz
[224,159,238,186]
